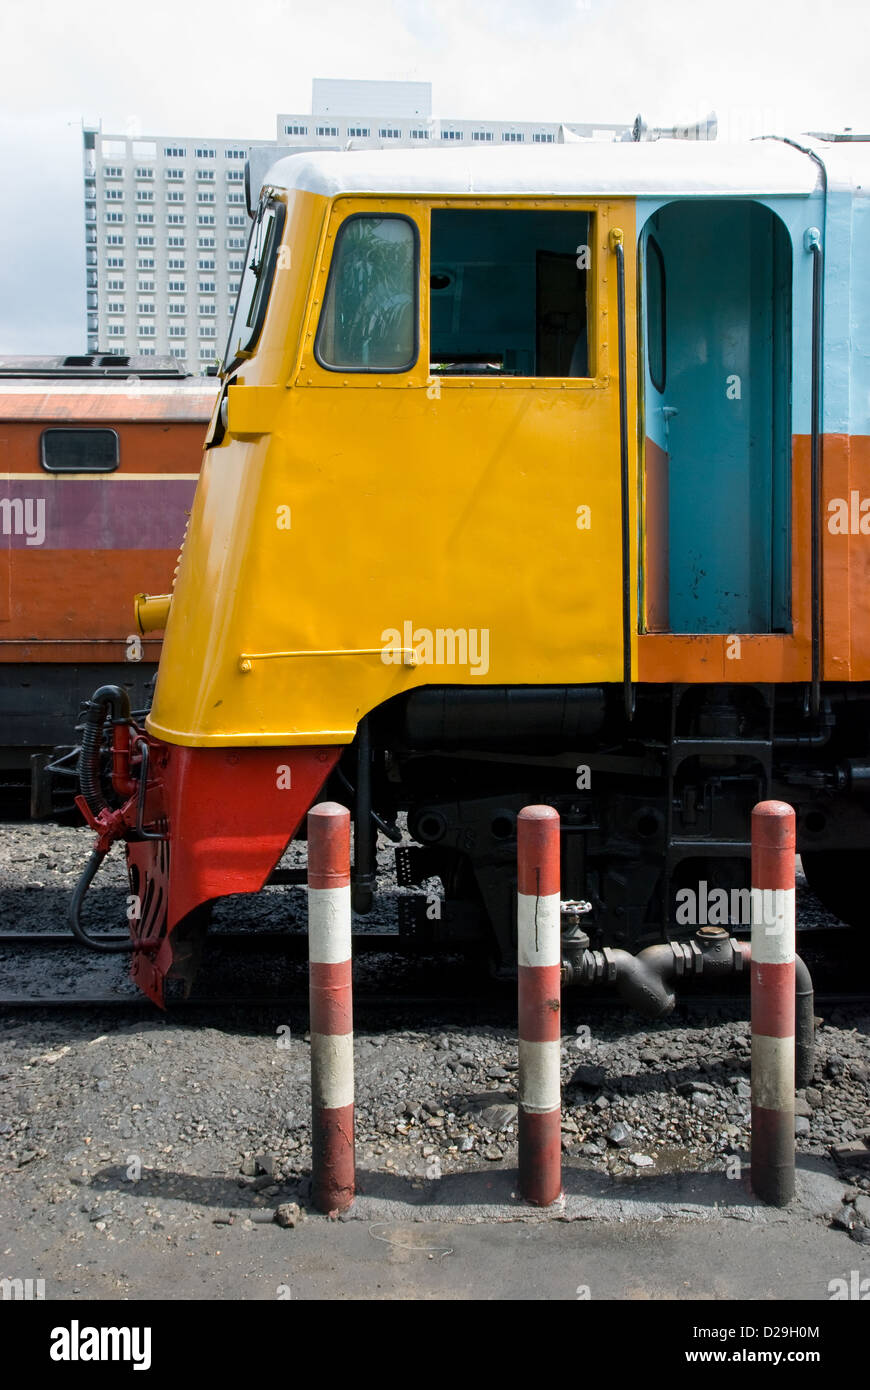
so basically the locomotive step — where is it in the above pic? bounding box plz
[667,839,753,855]
[669,738,772,755]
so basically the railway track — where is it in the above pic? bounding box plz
[0,930,413,953]
[1,927,867,1011]
[2,994,869,1011]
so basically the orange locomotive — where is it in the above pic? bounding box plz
[0,354,217,812]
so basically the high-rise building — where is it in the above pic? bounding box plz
[83,127,269,371]
[83,81,629,371]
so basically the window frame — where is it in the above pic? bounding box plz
[40,427,120,475]
[428,203,598,383]
[313,211,420,376]
[645,234,667,394]
[223,194,287,373]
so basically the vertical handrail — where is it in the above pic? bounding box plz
[352,715,374,913]
[805,227,824,717]
[610,228,635,722]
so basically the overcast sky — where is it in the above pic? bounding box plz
[1,0,868,354]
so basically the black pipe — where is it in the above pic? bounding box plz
[608,943,676,1016]
[69,848,132,954]
[613,236,635,723]
[795,953,815,1090]
[774,727,831,749]
[352,717,376,914]
[563,932,816,1085]
[773,696,833,748]
[77,685,132,817]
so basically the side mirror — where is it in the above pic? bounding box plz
[244,160,254,220]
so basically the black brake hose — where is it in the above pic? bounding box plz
[69,847,132,953]
[77,684,132,818]
[71,684,135,953]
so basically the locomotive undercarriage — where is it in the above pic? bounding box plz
[357,682,870,970]
[66,678,869,1013]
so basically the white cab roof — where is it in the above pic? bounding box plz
[262,139,833,201]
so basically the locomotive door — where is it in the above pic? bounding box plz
[640,201,792,635]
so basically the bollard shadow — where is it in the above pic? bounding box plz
[564,1059,751,1097]
[344,1162,736,1219]
[440,1055,758,1126]
[352,1149,843,1220]
[85,1163,311,1211]
[353,1160,740,1214]
[84,1145,841,1223]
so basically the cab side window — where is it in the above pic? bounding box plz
[316,215,418,372]
[430,209,592,377]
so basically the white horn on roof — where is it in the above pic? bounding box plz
[631,111,718,142]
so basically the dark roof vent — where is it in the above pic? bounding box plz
[0,353,193,380]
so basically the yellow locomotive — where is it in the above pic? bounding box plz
[71,135,870,1005]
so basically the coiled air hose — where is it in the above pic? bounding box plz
[77,684,131,817]
[70,685,134,953]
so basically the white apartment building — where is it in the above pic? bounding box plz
[83,81,629,371]
[83,128,267,370]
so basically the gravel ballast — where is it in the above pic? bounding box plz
[1,822,869,1277]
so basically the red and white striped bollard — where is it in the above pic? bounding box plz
[750,799,796,1207]
[308,801,355,1213]
[517,805,562,1206]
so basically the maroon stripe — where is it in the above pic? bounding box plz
[751,1105,795,1206]
[309,960,353,1036]
[0,478,196,550]
[517,805,560,897]
[751,961,795,1038]
[518,964,562,1042]
[751,801,795,889]
[311,1103,355,1212]
[308,802,350,889]
[518,1109,561,1207]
